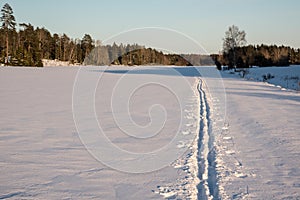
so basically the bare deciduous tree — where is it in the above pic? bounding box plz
[223,25,246,68]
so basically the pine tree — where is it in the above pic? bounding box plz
[1,3,16,64]
[81,34,94,59]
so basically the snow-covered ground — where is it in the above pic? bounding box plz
[215,68,300,199]
[0,66,203,199]
[233,66,300,91]
[42,59,80,67]
[0,65,299,199]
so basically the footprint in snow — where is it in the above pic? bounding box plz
[222,126,229,131]
[234,172,248,178]
[161,191,177,199]
[182,131,191,135]
[186,124,194,127]
[223,136,232,140]
[225,150,235,155]
[177,141,186,149]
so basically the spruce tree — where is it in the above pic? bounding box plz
[81,34,94,58]
[1,3,16,64]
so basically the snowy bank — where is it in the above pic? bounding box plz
[229,65,300,91]
[216,69,300,199]
[42,59,80,67]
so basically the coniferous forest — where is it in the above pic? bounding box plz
[0,3,97,67]
[1,3,300,68]
[212,45,300,69]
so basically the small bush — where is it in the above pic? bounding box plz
[262,73,274,81]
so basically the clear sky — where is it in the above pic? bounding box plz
[3,0,300,53]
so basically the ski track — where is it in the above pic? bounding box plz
[197,80,218,200]
[155,78,220,200]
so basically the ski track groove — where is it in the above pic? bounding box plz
[152,78,219,200]
[197,79,219,200]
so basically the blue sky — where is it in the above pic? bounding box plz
[3,0,300,53]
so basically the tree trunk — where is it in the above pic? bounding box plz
[69,45,75,62]
[5,30,9,64]
[233,46,236,70]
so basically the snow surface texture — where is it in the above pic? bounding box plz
[215,69,300,199]
[0,66,205,199]
[236,66,300,91]
[153,79,200,199]
[42,59,79,67]
[152,67,226,200]
[1,65,299,200]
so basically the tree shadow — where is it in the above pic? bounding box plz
[89,66,224,78]
[227,91,300,103]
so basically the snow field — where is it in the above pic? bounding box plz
[215,69,300,199]
[1,65,299,199]
[0,66,205,200]
[154,78,201,199]
[235,65,300,91]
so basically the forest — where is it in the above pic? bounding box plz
[0,25,96,66]
[0,3,96,66]
[212,25,300,69]
[212,44,300,69]
[1,3,300,68]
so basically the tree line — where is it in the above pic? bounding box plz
[2,4,299,68]
[0,25,96,66]
[84,44,215,66]
[84,43,145,65]
[0,3,155,67]
[85,47,193,66]
[212,25,300,69]
[0,3,97,66]
[212,44,300,69]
